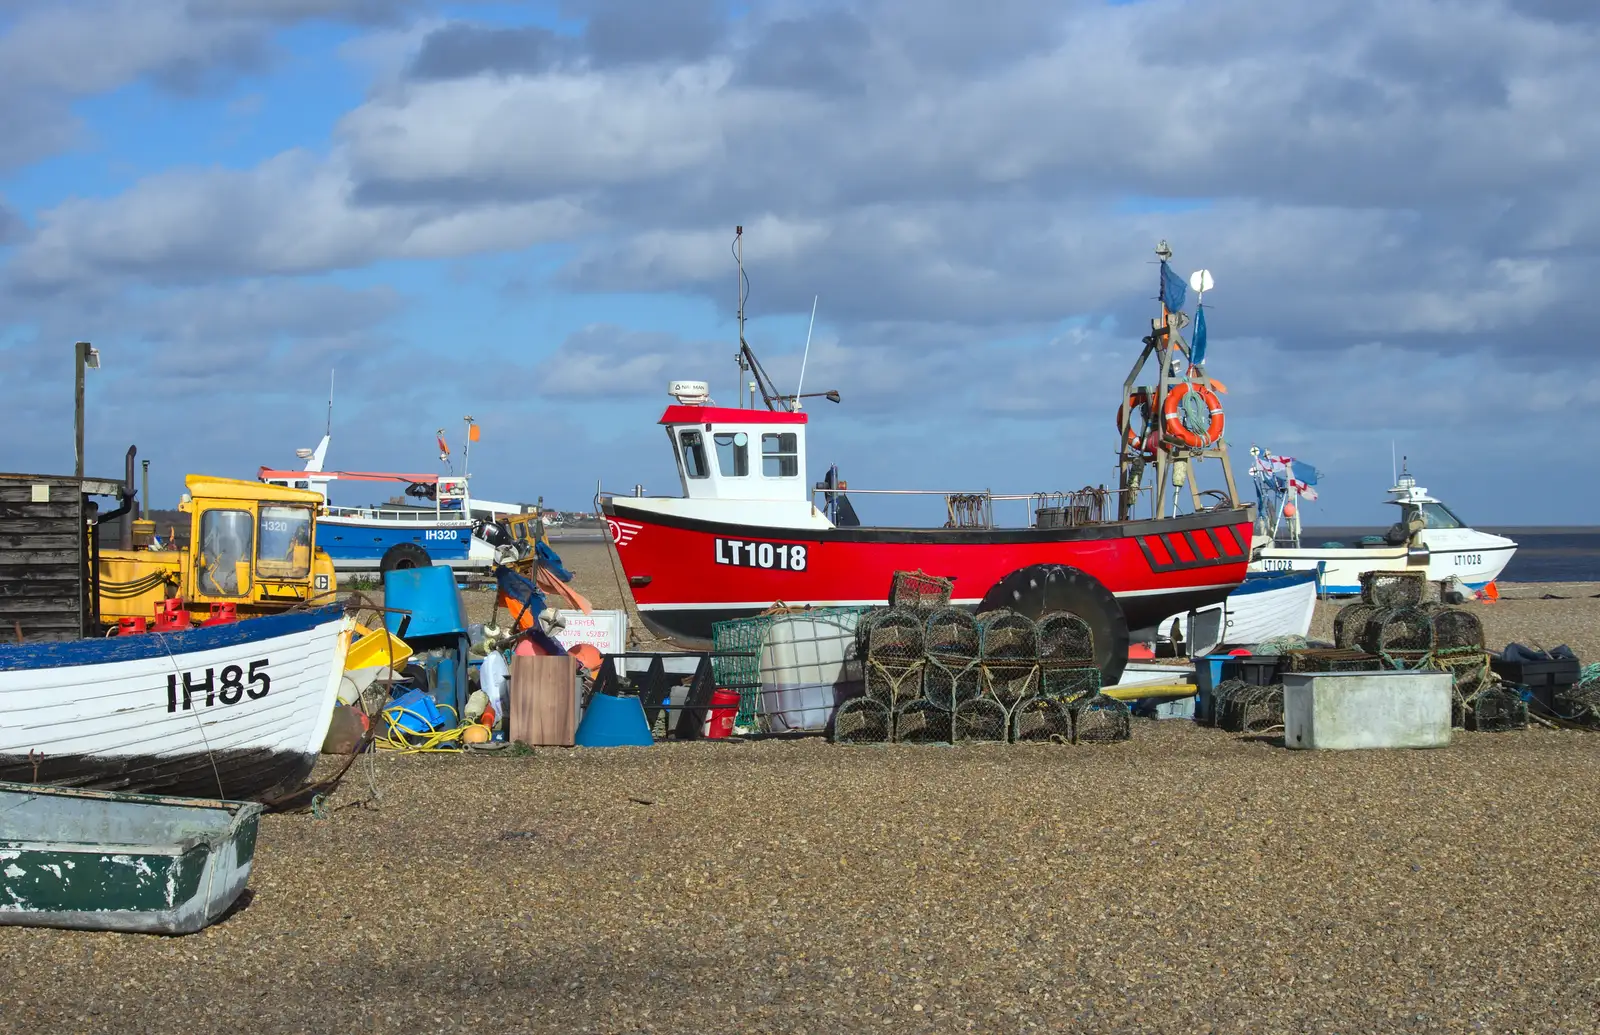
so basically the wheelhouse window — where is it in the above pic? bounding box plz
[679,430,710,479]
[197,509,253,596]
[1416,502,1463,529]
[714,432,749,477]
[762,433,798,478]
[257,505,314,579]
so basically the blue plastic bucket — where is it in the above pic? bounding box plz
[573,692,654,748]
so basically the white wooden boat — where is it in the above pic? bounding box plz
[0,781,262,934]
[1161,568,1319,649]
[0,604,351,801]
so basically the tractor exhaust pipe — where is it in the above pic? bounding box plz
[120,445,137,550]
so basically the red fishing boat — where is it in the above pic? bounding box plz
[601,234,1255,683]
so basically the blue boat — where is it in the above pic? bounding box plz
[259,432,522,577]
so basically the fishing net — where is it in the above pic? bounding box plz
[1072,694,1132,744]
[1213,680,1284,734]
[1360,571,1428,609]
[1254,634,1311,656]
[894,699,951,744]
[952,696,1010,743]
[1333,604,1378,650]
[1010,695,1073,743]
[1430,608,1485,651]
[923,655,983,710]
[1036,611,1094,663]
[1462,684,1528,732]
[832,698,891,744]
[980,610,1037,660]
[982,661,1040,705]
[889,569,954,610]
[1039,664,1101,703]
[924,607,981,659]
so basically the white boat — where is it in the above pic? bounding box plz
[1246,451,1515,595]
[0,604,352,802]
[1161,568,1320,650]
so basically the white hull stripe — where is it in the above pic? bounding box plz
[635,585,1240,611]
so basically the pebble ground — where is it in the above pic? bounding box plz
[5,727,1599,1033]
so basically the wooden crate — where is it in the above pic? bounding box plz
[509,653,577,747]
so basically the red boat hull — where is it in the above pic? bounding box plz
[601,500,1255,646]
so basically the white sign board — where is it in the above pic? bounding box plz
[552,609,627,656]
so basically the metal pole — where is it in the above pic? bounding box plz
[141,460,149,520]
[74,341,87,481]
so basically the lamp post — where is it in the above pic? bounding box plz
[74,341,99,481]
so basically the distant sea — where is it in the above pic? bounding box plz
[1305,527,1600,584]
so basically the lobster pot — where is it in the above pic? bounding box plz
[982,661,1039,705]
[1285,648,1383,674]
[1039,664,1100,703]
[865,657,926,706]
[1360,571,1428,609]
[923,655,982,710]
[1213,681,1284,734]
[1072,695,1131,744]
[894,699,951,744]
[832,698,892,744]
[924,607,981,659]
[1463,685,1528,732]
[1360,607,1433,657]
[1036,611,1095,663]
[952,697,1010,743]
[889,569,954,611]
[1430,608,1485,652]
[863,608,926,663]
[979,610,1037,660]
[1011,696,1073,743]
[1332,604,1377,650]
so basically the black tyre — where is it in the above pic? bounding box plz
[380,542,433,575]
[977,565,1129,686]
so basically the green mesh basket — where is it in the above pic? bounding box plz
[711,607,873,728]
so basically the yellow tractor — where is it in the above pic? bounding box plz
[97,474,338,628]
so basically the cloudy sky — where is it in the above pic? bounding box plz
[0,0,1587,526]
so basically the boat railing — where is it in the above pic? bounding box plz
[324,504,470,524]
[808,486,1158,529]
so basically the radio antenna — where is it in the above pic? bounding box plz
[793,295,819,410]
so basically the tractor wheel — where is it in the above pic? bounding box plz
[379,542,433,576]
[977,564,1130,686]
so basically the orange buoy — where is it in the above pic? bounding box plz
[1161,382,1225,448]
[1116,391,1157,454]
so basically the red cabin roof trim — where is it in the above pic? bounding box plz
[658,405,808,426]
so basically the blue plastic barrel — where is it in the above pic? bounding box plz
[383,566,468,640]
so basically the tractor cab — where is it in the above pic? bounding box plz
[97,475,337,627]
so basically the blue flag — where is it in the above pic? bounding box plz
[1291,460,1320,487]
[1191,304,1207,368]
[1160,260,1187,313]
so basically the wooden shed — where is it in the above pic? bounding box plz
[0,473,127,643]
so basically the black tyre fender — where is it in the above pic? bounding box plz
[977,564,1129,686]
[380,542,433,575]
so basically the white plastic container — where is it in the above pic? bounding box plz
[758,614,864,732]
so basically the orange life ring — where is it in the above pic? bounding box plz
[1162,382,1225,448]
[1116,392,1157,454]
